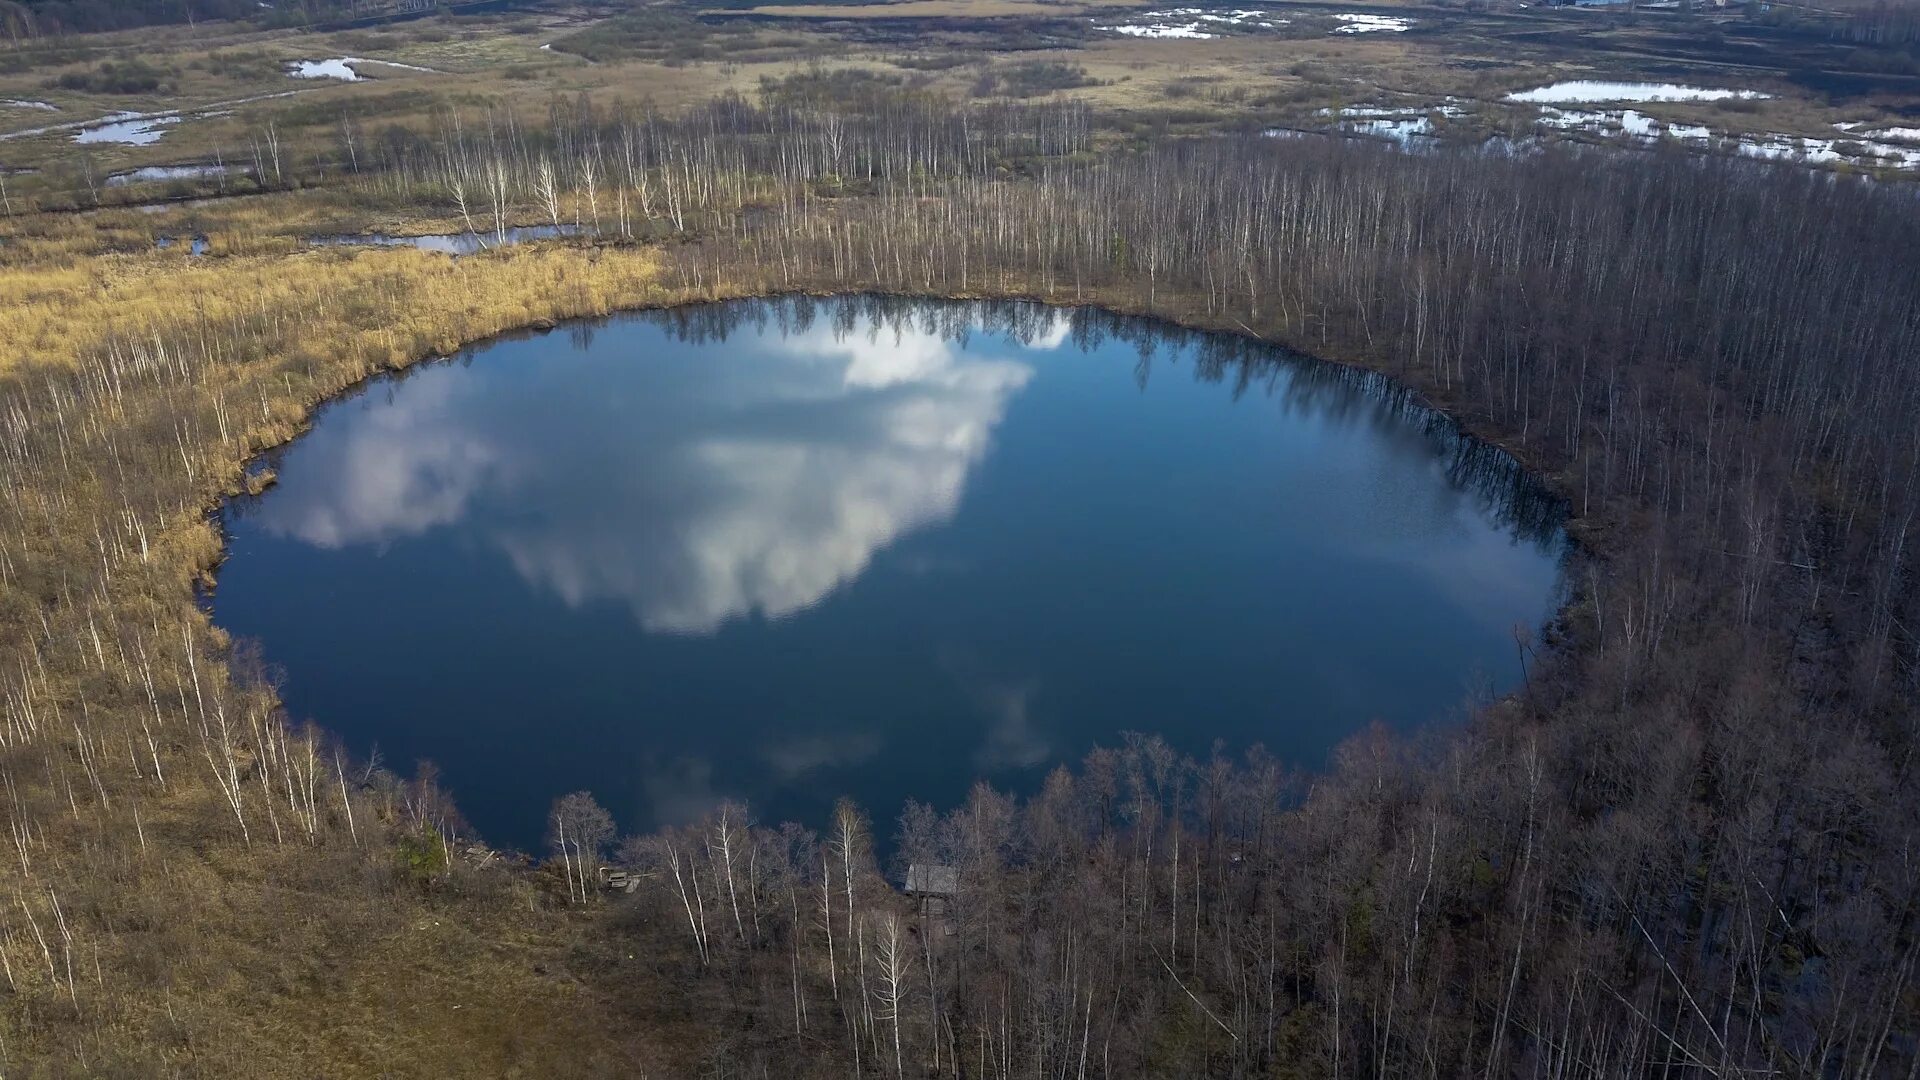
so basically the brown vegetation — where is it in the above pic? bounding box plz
[0,94,1916,1075]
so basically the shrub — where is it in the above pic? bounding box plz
[51,58,175,95]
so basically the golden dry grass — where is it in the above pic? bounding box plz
[1,0,1893,207]
[0,214,789,1072]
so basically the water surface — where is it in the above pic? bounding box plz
[74,112,179,145]
[215,298,1565,847]
[109,164,236,187]
[308,225,579,255]
[1504,81,1769,104]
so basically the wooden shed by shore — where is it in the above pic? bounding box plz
[905,863,959,932]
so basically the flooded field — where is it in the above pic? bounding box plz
[74,113,181,146]
[107,164,239,187]
[307,224,581,254]
[1099,7,1288,38]
[0,91,310,146]
[1095,7,1407,38]
[1504,81,1771,104]
[1274,77,1920,175]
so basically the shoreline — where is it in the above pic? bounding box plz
[184,261,1591,860]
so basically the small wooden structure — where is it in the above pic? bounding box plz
[597,865,640,894]
[905,863,959,934]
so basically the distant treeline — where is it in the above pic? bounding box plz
[0,0,510,36]
[0,0,255,35]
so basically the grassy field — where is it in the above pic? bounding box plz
[4,0,1915,212]
[0,205,802,1071]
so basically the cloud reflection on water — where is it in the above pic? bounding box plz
[221,298,1570,844]
[256,310,1050,634]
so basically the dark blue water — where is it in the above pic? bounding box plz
[214,297,1566,849]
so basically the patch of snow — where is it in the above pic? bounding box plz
[1835,123,1920,144]
[1537,108,1661,138]
[1615,110,1659,138]
[1735,135,1842,165]
[2,99,57,111]
[358,57,438,73]
[1278,95,1920,173]
[1109,22,1215,37]
[288,56,438,81]
[1331,13,1412,32]
[1505,81,1768,104]
[1532,107,1920,171]
[1731,133,1920,169]
[1101,7,1288,38]
[290,58,362,81]
[1345,117,1432,142]
[1319,100,1464,119]
[1845,142,1920,167]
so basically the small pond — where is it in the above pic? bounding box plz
[73,112,180,145]
[108,164,237,187]
[309,224,580,254]
[213,298,1567,848]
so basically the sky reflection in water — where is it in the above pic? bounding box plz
[215,298,1566,848]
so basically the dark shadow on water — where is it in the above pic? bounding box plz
[211,294,1571,851]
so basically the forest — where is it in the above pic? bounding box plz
[0,90,1917,1074]
[0,0,262,36]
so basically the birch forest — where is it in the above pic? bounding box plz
[0,92,1916,1075]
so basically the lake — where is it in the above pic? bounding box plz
[213,297,1567,849]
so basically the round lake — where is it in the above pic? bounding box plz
[213,297,1567,848]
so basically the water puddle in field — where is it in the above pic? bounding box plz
[107,164,239,187]
[74,113,180,145]
[0,91,312,145]
[307,224,582,254]
[1318,102,1466,145]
